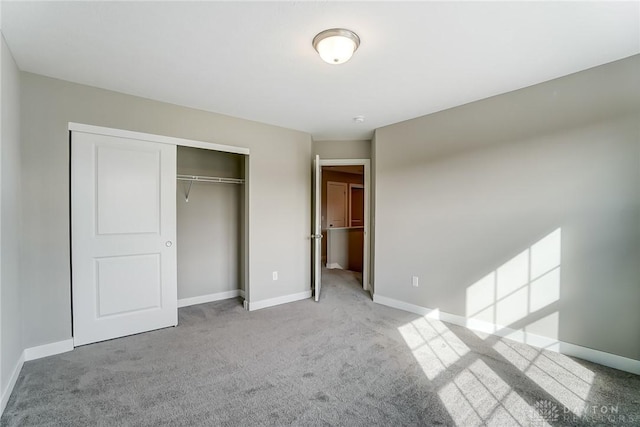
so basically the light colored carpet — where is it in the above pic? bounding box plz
[2,269,639,426]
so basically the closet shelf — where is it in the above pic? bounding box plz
[177,174,245,185]
[177,174,244,202]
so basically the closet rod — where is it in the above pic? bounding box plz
[177,174,245,202]
[177,174,245,185]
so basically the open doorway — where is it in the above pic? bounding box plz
[318,161,370,294]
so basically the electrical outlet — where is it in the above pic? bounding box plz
[273,271,278,281]
[412,276,419,287]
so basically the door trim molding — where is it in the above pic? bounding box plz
[69,122,250,155]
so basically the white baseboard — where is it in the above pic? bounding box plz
[1,352,25,415]
[373,294,640,375]
[178,290,241,308]
[248,290,312,311]
[239,289,246,299]
[557,341,640,375]
[24,339,74,361]
[326,263,344,269]
[2,337,77,415]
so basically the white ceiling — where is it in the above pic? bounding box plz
[2,1,639,140]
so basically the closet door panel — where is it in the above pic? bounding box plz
[72,131,177,347]
[96,145,161,235]
[95,254,161,317]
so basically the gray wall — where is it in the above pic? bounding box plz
[1,35,22,400]
[20,72,312,348]
[374,55,640,360]
[177,147,243,299]
[313,140,370,159]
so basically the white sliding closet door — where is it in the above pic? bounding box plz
[71,131,177,346]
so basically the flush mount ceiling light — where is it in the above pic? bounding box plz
[312,28,360,65]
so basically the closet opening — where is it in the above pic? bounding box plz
[176,146,247,308]
[70,123,251,346]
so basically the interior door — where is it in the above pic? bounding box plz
[326,181,347,228]
[71,131,177,346]
[313,155,322,301]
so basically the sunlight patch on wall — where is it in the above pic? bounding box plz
[465,272,495,323]
[437,359,534,426]
[397,317,469,380]
[465,228,562,342]
[400,227,597,425]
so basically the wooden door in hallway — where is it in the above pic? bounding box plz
[327,181,347,228]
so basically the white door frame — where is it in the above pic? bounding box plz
[69,123,252,340]
[319,159,371,293]
[313,155,322,301]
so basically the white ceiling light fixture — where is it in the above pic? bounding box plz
[313,28,360,65]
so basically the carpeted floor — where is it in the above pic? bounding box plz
[2,269,639,426]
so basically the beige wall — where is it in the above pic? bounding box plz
[374,55,640,360]
[20,72,312,348]
[313,139,370,159]
[1,34,22,403]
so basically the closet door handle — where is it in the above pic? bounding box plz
[165,241,173,247]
